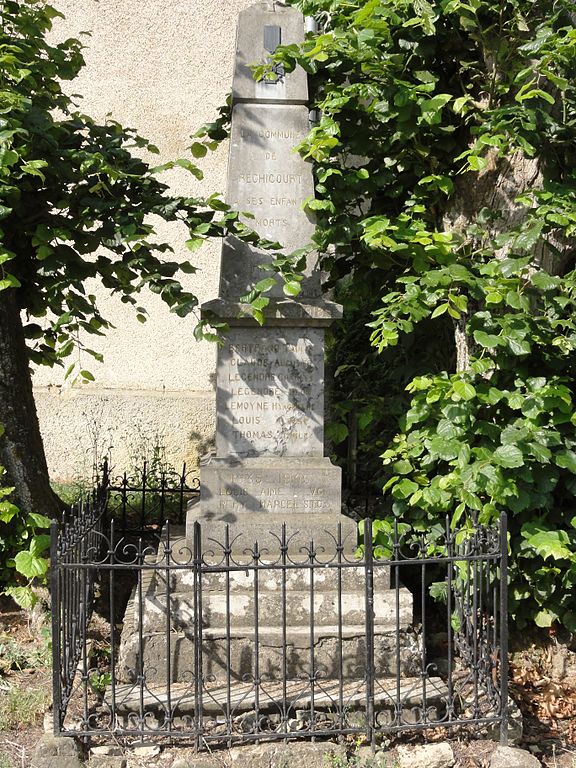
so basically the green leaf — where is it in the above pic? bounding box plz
[467,155,488,172]
[393,478,419,499]
[4,586,37,611]
[327,422,348,444]
[534,610,557,628]
[428,437,460,460]
[0,501,18,524]
[507,336,531,356]
[27,512,51,528]
[555,450,576,474]
[493,444,524,468]
[31,534,51,556]
[14,550,48,579]
[473,330,501,349]
[283,280,302,297]
[531,271,561,291]
[452,380,476,401]
[185,237,204,252]
[254,277,277,293]
[527,531,574,560]
[0,275,21,290]
[190,142,208,158]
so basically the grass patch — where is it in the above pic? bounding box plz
[0,753,16,768]
[0,687,50,731]
[0,632,51,674]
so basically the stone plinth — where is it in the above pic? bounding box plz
[118,532,408,685]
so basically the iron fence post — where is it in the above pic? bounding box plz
[193,520,203,751]
[364,518,375,750]
[50,519,61,736]
[499,511,509,746]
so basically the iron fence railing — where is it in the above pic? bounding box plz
[51,496,509,751]
[51,498,106,725]
[98,458,200,532]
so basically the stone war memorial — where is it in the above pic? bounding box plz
[117,0,442,725]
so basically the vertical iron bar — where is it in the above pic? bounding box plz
[499,512,509,746]
[446,515,454,722]
[165,521,173,738]
[337,522,344,731]
[472,535,479,718]
[160,472,166,529]
[50,520,62,735]
[281,523,288,740]
[364,519,375,750]
[122,472,128,531]
[421,550,428,723]
[109,519,117,728]
[179,463,186,525]
[394,518,401,730]
[80,526,90,733]
[253,539,260,742]
[193,522,200,751]
[309,538,316,739]
[195,522,204,750]
[225,525,232,746]
[478,533,486,704]
[137,535,145,741]
[140,461,147,530]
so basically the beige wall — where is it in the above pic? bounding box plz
[36,0,256,482]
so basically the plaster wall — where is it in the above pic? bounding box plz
[35,0,257,482]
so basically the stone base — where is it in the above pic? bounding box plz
[117,535,408,685]
[106,676,449,722]
[187,456,352,556]
[118,623,421,684]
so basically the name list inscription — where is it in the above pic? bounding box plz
[216,329,324,458]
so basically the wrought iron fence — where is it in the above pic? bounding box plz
[98,459,200,532]
[51,502,509,750]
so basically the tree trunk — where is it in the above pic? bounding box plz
[444,151,572,372]
[0,289,63,518]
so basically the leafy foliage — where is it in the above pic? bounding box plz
[0,0,262,376]
[0,425,51,606]
[258,0,576,629]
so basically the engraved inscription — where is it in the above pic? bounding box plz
[221,104,317,295]
[240,128,302,140]
[216,329,324,457]
[215,471,332,514]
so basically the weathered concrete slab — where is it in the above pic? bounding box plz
[186,510,357,558]
[133,584,412,631]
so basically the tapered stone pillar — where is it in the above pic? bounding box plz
[186,1,354,555]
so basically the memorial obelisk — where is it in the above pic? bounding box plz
[119,4,418,688]
[187,1,354,554]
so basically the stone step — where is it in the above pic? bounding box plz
[135,585,412,631]
[158,561,391,594]
[106,675,448,717]
[118,621,421,684]
[149,527,390,592]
